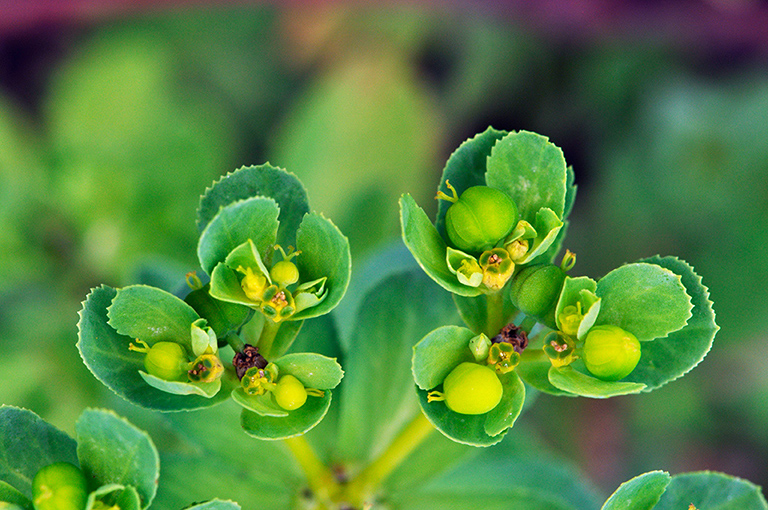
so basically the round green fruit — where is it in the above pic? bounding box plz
[32,462,88,510]
[583,325,641,381]
[509,264,566,323]
[445,186,517,253]
[442,362,503,415]
[274,374,308,410]
[144,341,188,381]
[270,260,300,287]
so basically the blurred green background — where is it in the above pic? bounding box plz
[2,1,768,501]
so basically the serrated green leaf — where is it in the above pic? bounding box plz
[654,471,768,510]
[600,470,671,510]
[548,366,646,398]
[273,353,343,389]
[0,479,31,509]
[107,285,200,348]
[484,371,525,436]
[86,484,141,510]
[486,131,568,224]
[595,263,693,342]
[0,406,78,498]
[78,285,231,411]
[412,326,476,390]
[416,388,506,447]
[291,212,351,320]
[231,388,288,417]
[400,194,482,297]
[435,127,508,239]
[197,197,280,276]
[184,499,242,510]
[336,270,460,462]
[624,256,718,391]
[75,409,159,509]
[197,164,309,249]
[240,391,332,440]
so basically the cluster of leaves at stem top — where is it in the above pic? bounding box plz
[401,128,718,446]
[77,164,350,440]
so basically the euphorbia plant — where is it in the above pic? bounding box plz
[2,129,763,510]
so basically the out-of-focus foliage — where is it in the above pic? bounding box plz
[1,2,768,502]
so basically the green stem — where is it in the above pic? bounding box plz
[258,319,281,359]
[225,332,246,353]
[283,435,340,507]
[484,291,506,337]
[343,412,435,507]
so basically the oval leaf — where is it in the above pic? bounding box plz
[107,285,200,348]
[654,471,768,510]
[601,470,671,510]
[412,326,476,390]
[272,353,343,389]
[78,285,232,411]
[138,372,221,398]
[76,409,159,509]
[435,127,508,239]
[486,131,568,224]
[400,194,483,297]
[624,256,718,391]
[517,350,574,396]
[0,406,78,498]
[417,388,506,447]
[484,371,526,436]
[197,197,280,275]
[184,500,242,510]
[548,366,646,398]
[291,212,351,321]
[595,263,692,342]
[197,163,309,249]
[240,391,332,440]
[0,479,31,509]
[231,388,288,417]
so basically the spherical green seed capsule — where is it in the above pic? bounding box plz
[32,462,88,510]
[274,374,308,410]
[270,260,300,287]
[144,341,188,381]
[583,325,641,381]
[445,186,518,253]
[442,362,503,415]
[509,264,566,326]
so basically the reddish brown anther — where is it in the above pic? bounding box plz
[233,344,268,380]
[492,323,529,353]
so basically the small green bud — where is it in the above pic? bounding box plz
[509,264,566,326]
[32,462,88,510]
[583,325,641,381]
[428,362,503,415]
[130,340,187,381]
[439,182,518,253]
[469,333,492,362]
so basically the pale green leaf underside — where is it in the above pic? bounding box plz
[240,392,332,440]
[601,470,671,510]
[108,285,200,348]
[86,484,141,510]
[138,372,221,398]
[517,350,573,396]
[76,409,159,510]
[595,263,692,342]
[273,353,343,389]
[78,286,230,411]
[184,499,243,510]
[231,388,288,417]
[400,194,482,297]
[292,212,351,321]
[486,130,567,224]
[197,196,280,276]
[548,366,646,398]
[412,326,475,390]
[0,479,31,509]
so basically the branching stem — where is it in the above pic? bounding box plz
[258,319,281,359]
[283,435,340,508]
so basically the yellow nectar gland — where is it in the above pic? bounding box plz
[240,266,269,302]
